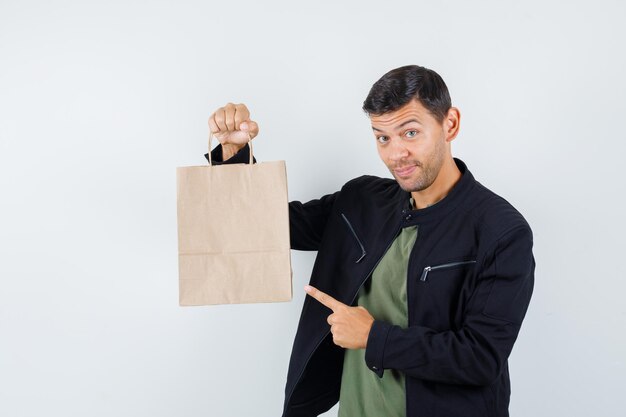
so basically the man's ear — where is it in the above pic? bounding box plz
[445,107,461,143]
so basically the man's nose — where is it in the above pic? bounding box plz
[389,138,409,161]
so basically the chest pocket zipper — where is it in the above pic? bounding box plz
[420,260,477,282]
[340,213,367,263]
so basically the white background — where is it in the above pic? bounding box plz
[1,0,625,416]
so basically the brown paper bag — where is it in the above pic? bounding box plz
[176,133,292,306]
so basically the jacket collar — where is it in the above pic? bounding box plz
[398,157,475,226]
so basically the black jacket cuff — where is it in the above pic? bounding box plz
[364,320,392,378]
[204,143,256,165]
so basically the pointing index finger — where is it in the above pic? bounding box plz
[304,285,344,311]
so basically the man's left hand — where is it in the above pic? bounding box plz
[304,285,375,349]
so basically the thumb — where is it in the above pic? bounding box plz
[239,120,259,140]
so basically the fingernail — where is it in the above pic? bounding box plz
[240,122,248,130]
[304,285,312,293]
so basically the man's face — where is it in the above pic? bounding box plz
[370,99,450,193]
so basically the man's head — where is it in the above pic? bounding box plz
[363,65,460,194]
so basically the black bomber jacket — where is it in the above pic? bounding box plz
[206,144,535,417]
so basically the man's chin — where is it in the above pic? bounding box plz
[395,177,418,192]
[393,175,429,193]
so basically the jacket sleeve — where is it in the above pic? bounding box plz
[288,191,340,251]
[364,225,535,386]
[204,143,256,165]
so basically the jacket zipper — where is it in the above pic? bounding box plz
[347,220,403,306]
[419,260,477,282]
[404,223,420,417]
[284,218,403,412]
[340,213,367,263]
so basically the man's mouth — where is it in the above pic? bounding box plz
[394,165,417,178]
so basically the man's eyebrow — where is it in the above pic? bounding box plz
[372,119,422,132]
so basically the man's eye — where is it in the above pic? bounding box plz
[377,136,389,144]
[406,130,418,138]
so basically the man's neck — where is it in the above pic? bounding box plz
[411,158,462,210]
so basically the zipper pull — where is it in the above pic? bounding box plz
[420,266,432,282]
[356,250,366,263]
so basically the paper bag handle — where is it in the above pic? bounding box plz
[208,130,254,166]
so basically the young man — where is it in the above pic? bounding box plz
[206,65,535,417]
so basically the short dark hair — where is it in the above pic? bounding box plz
[363,65,452,123]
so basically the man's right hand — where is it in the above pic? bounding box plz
[209,103,259,161]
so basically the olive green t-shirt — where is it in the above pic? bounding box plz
[337,223,418,417]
